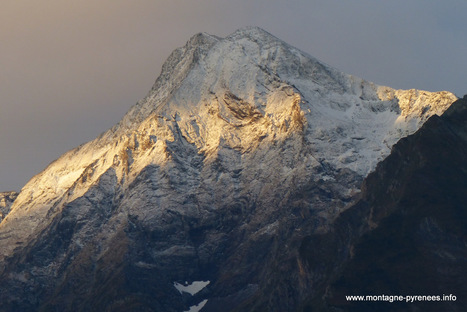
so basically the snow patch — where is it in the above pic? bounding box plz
[174,280,210,296]
[185,299,208,312]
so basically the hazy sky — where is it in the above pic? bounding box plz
[1,0,466,191]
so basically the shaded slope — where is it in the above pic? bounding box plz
[301,96,467,312]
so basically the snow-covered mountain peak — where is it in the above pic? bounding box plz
[115,31,220,130]
[0,28,457,262]
[225,26,284,45]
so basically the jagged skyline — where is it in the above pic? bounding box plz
[1,0,466,191]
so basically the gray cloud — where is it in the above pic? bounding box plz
[1,0,466,191]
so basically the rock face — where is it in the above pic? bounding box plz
[0,192,18,222]
[0,27,459,311]
[300,96,467,312]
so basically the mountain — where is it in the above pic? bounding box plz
[0,27,459,311]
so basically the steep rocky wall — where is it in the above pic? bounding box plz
[300,97,467,312]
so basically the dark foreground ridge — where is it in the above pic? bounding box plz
[301,96,467,312]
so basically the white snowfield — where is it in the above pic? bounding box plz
[0,27,456,262]
[174,280,210,296]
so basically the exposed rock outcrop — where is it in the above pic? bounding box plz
[0,191,18,222]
